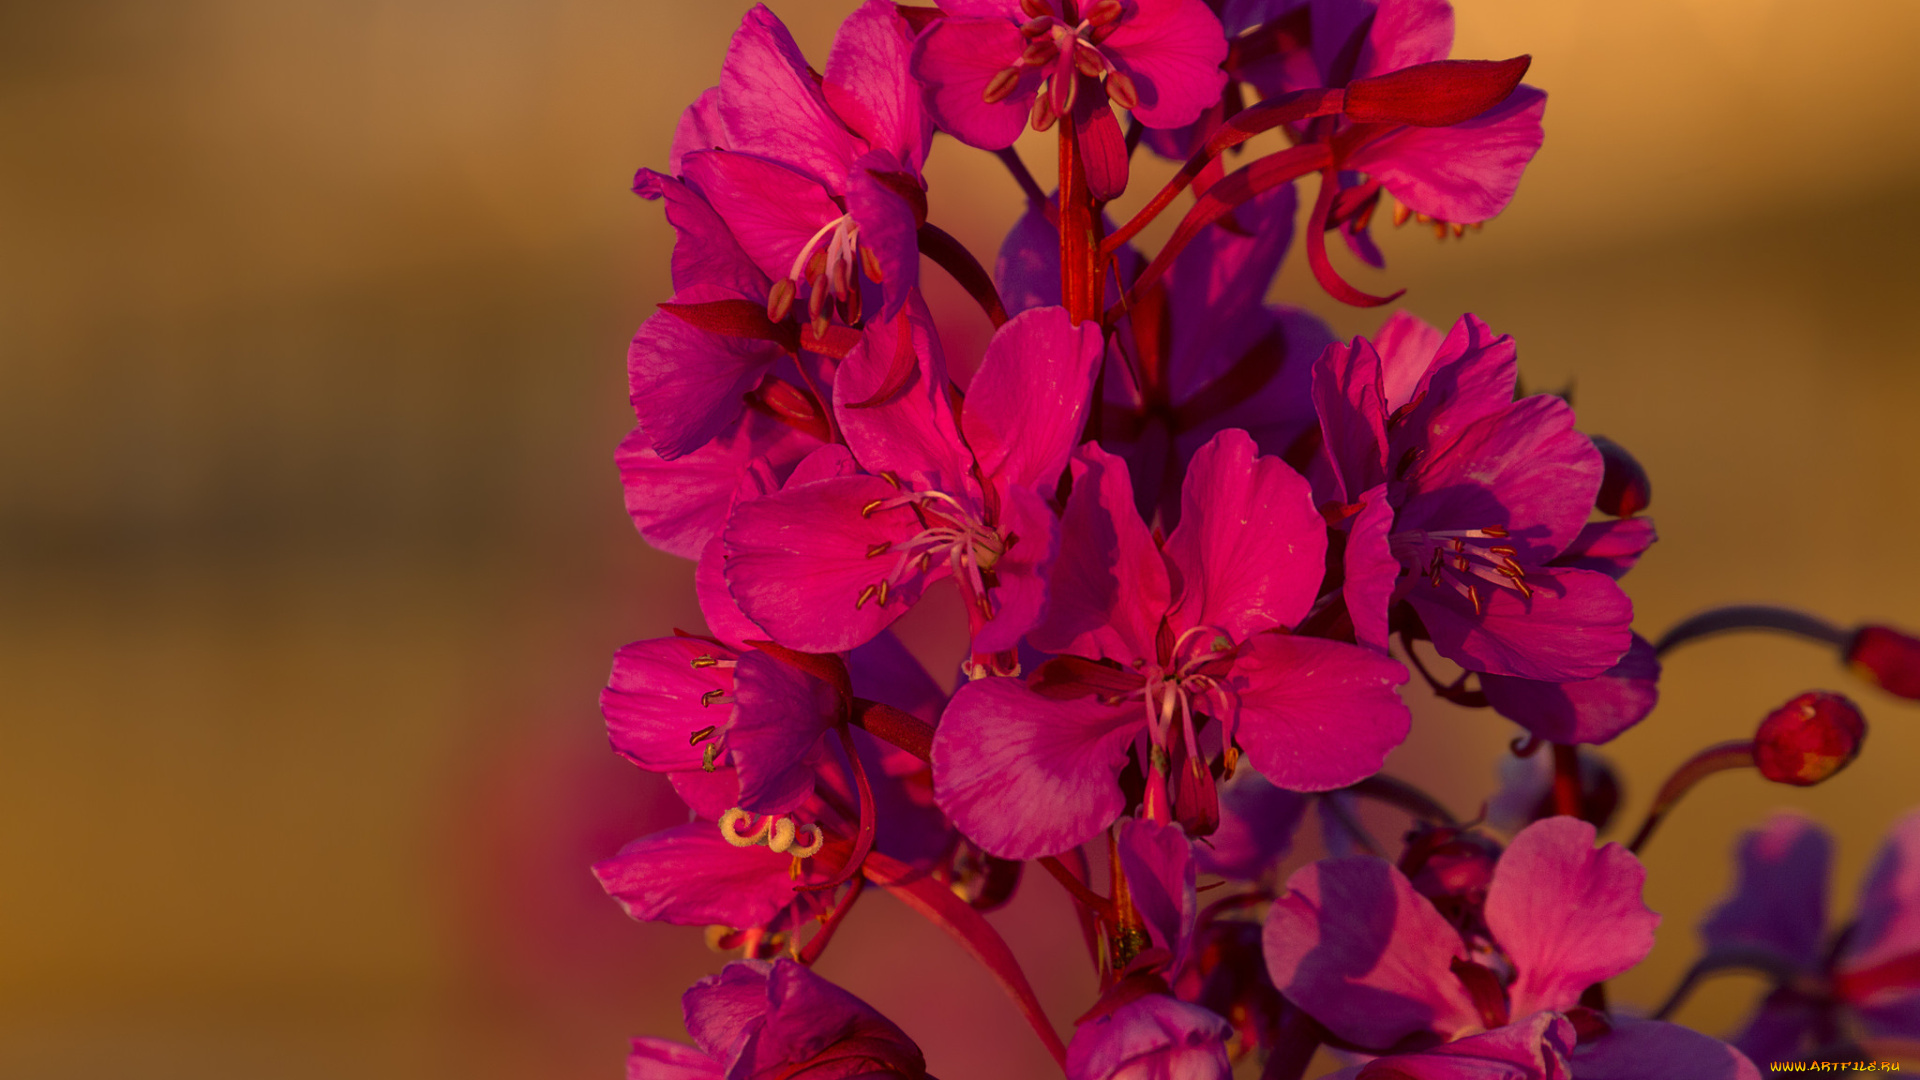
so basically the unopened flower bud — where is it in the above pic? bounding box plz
[1846,625,1920,700]
[1754,691,1866,786]
[1591,435,1651,517]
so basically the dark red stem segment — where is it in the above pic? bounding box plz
[1349,774,1458,825]
[1040,854,1117,922]
[849,699,933,762]
[1654,605,1849,657]
[1060,119,1101,325]
[919,222,1008,328]
[1627,740,1757,854]
[1551,743,1582,819]
[796,874,866,965]
[1305,167,1404,307]
[862,850,1070,1067]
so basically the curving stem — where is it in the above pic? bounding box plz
[1654,604,1849,657]
[1627,740,1756,854]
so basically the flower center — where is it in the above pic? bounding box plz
[1389,524,1527,616]
[859,488,1011,619]
[765,213,884,329]
[980,0,1138,128]
[718,808,826,876]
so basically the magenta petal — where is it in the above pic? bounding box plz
[1372,310,1446,410]
[932,677,1141,859]
[1348,85,1546,224]
[1409,563,1633,682]
[604,636,737,773]
[1263,856,1481,1047]
[671,768,745,822]
[1571,1019,1760,1080]
[682,151,842,286]
[1230,634,1411,792]
[1101,0,1229,129]
[637,167,765,298]
[1401,394,1602,561]
[683,961,775,1065]
[970,483,1060,654]
[824,0,933,171]
[962,305,1106,492]
[1837,810,1920,986]
[1344,484,1401,653]
[1311,336,1390,504]
[911,17,1039,149]
[1117,818,1198,973]
[1354,0,1456,81]
[844,152,922,324]
[1030,444,1171,664]
[1484,817,1657,1018]
[717,6,866,190]
[1700,813,1830,973]
[723,474,927,653]
[1066,994,1231,1080]
[1198,769,1310,880]
[1392,314,1520,460]
[1480,634,1660,746]
[1349,1011,1574,1080]
[628,288,785,460]
[593,823,799,928]
[729,650,842,814]
[1164,429,1326,639]
[616,417,822,560]
[1552,518,1657,579]
[833,298,975,495]
[737,960,926,1080]
[668,87,731,174]
[628,1037,724,1080]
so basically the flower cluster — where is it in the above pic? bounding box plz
[599,1,1920,1077]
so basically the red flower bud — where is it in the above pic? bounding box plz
[1846,625,1920,700]
[1591,435,1651,517]
[1753,691,1866,786]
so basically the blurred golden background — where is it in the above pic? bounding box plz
[2,0,1917,1076]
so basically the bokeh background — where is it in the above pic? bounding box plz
[3,0,1918,1076]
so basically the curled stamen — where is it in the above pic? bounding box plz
[789,823,825,859]
[719,808,772,847]
[766,816,798,853]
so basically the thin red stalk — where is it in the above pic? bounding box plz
[995,145,1047,207]
[795,874,865,965]
[848,698,933,761]
[1627,739,1757,854]
[1040,854,1116,922]
[1551,743,1582,818]
[1349,774,1458,825]
[918,222,1008,328]
[802,726,878,891]
[1059,119,1099,324]
[1654,604,1849,657]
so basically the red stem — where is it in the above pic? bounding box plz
[802,726,878,892]
[796,875,865,965]
[1059,118,1099,325]
[1551,743,1582,819]
[1040,854,1116,922]
[1628,740,1757,854]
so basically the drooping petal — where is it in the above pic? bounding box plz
[616,417,823,560]
[628,1037,725,1080]
[1101,0,1229,130]
[1570,1019,1760,1080]
[636,167,765,297]
[962,305,1107,493]
[593,824,802,929]
[737,960,927,1080]
[1311,336,1390,504]
[1837,810,1920,995]
[1230,633,1412,792]
[1346,85,1546,225]
[682,150,843,286]
[628,286,787,460]
[1552,518,1657,579]
[824,0,934,172]
[1480,634,1660,746]
[1484,817,1658,1018]
[1197,768,1310,881]
[970,483,1061,654]
[844,151,923,324]
[1030,444,1171,664]
[1344,483,1402,653]
[723,474,931,653]
[683,961,775,1066]
[1697,813,1830,974]
[717,6,867,190]
[1164,429,1326,639]
[932,677,1142,859]
[671,767,745,823]
[1117,818,1199,973]
[729,650,843,814]
[1408,563,1633,682]
[911,17,1041,150]
[1332,1011,1574,1080]
[1263,856,1482,1048]
[604,636,738,773]
[832,298,975,496]
[1067,993,1232,1080]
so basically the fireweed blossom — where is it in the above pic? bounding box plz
[933,430,1411,859]
[597,1,1920,1076]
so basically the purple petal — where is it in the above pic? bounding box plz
[593,824,799,928]
[1230,633,1412,791]
[970,483,1061,654]
[1101,0,1229,129]
[1347,85,1546,224]
[699,535,768,650]
[1312,0,1453,85]
[1552,518,1657,579]
[1118,818,1199,973]
[723,474,929,653]
[911,17,1039,150]
[738,960,926,1080]
[729,650,843,814]
[1571,1019,1760,1080]
[1197,768,1310,880]
[671,767,745,822]
[1344,484,1401,653]
[616,416,823,559]
[717,6,866,190]
[1163,185,1298,401]
[628,287,785,460]
[1408,563,1633,682]
[1263,855,1482,1047]
[824,0,933,172]
[1164,429,1326,639]
[995,201,1064,315]
[849,630,947,723]
[1311,336,1390,504]
[683,961,774,1065]
[844,151,922,324]
[1030,444,1171,664]
[962,306,1107,493]
[1067,994,1231,1080]
[628,1037,724,1080]
[932,677,1141,859]
[604,636,738,773]
[681,150,842,286]
[1484,817,1658,1018]
[1480,634,1660,746]
[1837,810,1920,995]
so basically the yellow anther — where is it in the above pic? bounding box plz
[855,583,879,609]
[691,654,721,668]
[766,816,798,853]
[719,808,766,847]
[688,724,717,746]
[790,823,826,859]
